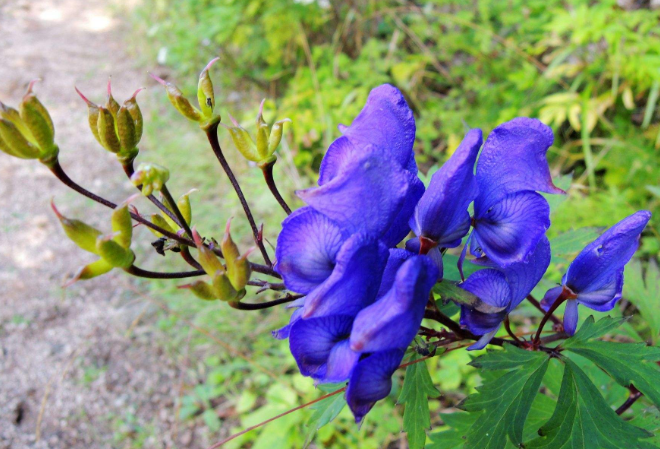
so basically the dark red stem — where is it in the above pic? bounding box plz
[261,161,292,215]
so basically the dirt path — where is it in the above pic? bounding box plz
[0,1,194,447]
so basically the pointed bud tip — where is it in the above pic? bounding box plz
[74,86,96,106]
[148,72,168,86]
[227,111,239,127]
[224,217,233,234]
[50,199,64,220]
[192,227,203,247]
[130,87,145,100]
[107,77,113,96]
[26,79,41,95]
[258,99,266,116]
[201,57,220,75]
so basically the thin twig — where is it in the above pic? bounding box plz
[527,294,561,325]
[504,316,522,343]
[124,265,204,279]
[205,124,273,266]
[534,289,573,346]
[261,161,292,215]
[160,184,194,238]
[228,294,302,311]
[616,386,642,415]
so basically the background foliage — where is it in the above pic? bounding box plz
[122,0,660,447]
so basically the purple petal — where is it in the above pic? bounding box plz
[410,129,482,246]
[472,191,550,267]
[272,306,303,340]
[563,299,579,336]
[376,248,416,298]
[576,270,624,312]
[467,326,501,351]
[275,207,348,294]
[289,314,355,381]
[298,149,412,239]
[541,286,563,311]
[503,237,551,311]
[302,233,388,319]
[346,348,405,423]
[325,340,361,383]
[350,256,438,353]
[319,84,416,185]
[475,117,565,210]
[381,174,425,247]
[460,306,506,336]
[404,239,443,280]
[460,269,512,309]
[565,211,651,294]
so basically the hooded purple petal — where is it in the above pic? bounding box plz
[376,248,416,298]
[319,84,416,185]
[275,208,348,294]
[289,314,358,382]
[298,149,412,240]
[302,233,389,319]
[381,174,425,247]
[346,348,405,423]
[504,237,551,311]
[475,117,564,210]
[472,191,550,266]
[459,269,510,336]
[576,270,624,312]
[565,211,651,294]
[563,299,579,336]
[410,129,482,247]
[350,255,438,353]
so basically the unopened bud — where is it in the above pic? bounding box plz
[97,107,121,153]
[221,218,240,272]
[130,162,170,196]
[192,228,226,277]
[96,234,135,268]
[211,272,240,301]
[266,118,291,159]
[150,73,201,122]
[0,119,41,159]
[0,102,33,139]
[148,213,174,237]
[123,88,144,144]
[226,112,259,162]
[197,57,219,118]
[68,259,113,285]
[177,189,196,225]
[106,79,120,119]
[19,81,55,156]
[179,280,217,301]
[51,201,102,254]
[117,105,137,154]
[111,196,136,249]
[230,249,253,291]
[75,87,102,146]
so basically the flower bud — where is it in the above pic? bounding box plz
[266,119,291,159]
[70,259,113,284]
[226,113,259,161]
[0,102,33,139]
[123,88,144,144]
[111,196,137,249]
[179,280,217,301]
[19,81,56,157]
[0,119,40,159]
[75,87,102,146]
[105,79,120,119]
[197,57,219,118]
[96,234,135,268]
[130,162,170,196]
[149,73,201,122]
[211,272,240,301]
[230,250,253,291]
[192,228,225,277]
[116,105,138,166]
[97,107,121,153]
[51,201,102,254]
[177,189,195,225]
[148,213,174,237]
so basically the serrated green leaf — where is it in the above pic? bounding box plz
[303,390,346,448]
[526,359,655,449]
[630,409,660,446]
[563,317,660,409]
[563,315,629,343]
[624,259,660,344]
[461,345,550,448]
[434,281,505,314]
[398,355,440,449]
[427,412,478,449]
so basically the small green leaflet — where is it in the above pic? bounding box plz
[526,358,656,449]
[434,281,505,314]
[303,384,346,448]
[563,316,660,409]
[625,259,660,344]
[398,354,440,449]
[460,345,550,449]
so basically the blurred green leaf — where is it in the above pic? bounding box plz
[398,355,439,449]
[625,259,660,344]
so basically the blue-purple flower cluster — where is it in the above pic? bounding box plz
[273,84,651,422]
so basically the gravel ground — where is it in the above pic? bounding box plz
[0,1,205,447]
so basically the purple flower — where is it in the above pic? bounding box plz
[460,237,551,349]
[542,211,651,335]
[470,118,564,267]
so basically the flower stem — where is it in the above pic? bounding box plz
[261,161,292,215]
[533,288,572,346]
[160,184,194,239]
[504,316,522,343]
[228,294,302,310]
[527,294,561,325]
[205,124,273,266]
[125,265,204,279]
[616,386,642,415]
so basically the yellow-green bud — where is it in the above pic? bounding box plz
[179,280,217,301]
[117,106,137,153]
[105,79,120,119]
[19,82,55,153]
[130,162,170,196]
[75,87,102,145]
[266,119,291,158]
[148,213,174,237]
[123,88,144,144]
[111,196,136,249]
[97,107,121,153]
[197,57,219,118]
[96,234,135,268]
[150,73,201,122]
[211,272,239,301]
[0,119,41,159]
[192,229,225,277]
[0,101,33,141]
[177,189,195,225]
[71,259,113,284]
[51,201,102,254]
[226,112,259,161]
[229,251,252,291]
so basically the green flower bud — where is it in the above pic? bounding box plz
[51,201,102,254]
[97,107,121,154]
[105,79,120,119]
[96,234,135,268]
[0,101,33,141]
[117,106,137,152]
[148,213,174,237]
[179,280,217,301]
[75,87,102,146]
[111,196,137,249]
[19,81,56,156]
[197,57,219,118]
[211,272,239,301]
[221,218,241,272]
[192,228,225,277]
[229,250,253,291]
[67,259,113,286]
[226,113,259,161]
[0,119,41,159]
[123,88,144,144]
[177,189,196,225]
[150,73,201,122]
[130,162,170,196]
[266,118,291,159]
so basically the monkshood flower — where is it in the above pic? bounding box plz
[302,84,424,247]
[409,128,482,270]
[460,237,551,349]
[542,211,651,335]
[275,207,388,319]
[469,118,565,267]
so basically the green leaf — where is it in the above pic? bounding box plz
[461,345,550,448]
[398,354,440,449]
[303,389,346,448]
[544,173,573,214]
[434,281,505,314]
[563,315,629,343]
[526,359,655,449]
[549,227,601,259]
[441,255,483,282]
[563,317,660,409]
[624,259,660,344]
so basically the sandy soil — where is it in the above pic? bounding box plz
[0,1,201,447]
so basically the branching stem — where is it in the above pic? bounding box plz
[261,161,292,215]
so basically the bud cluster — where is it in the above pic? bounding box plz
[130,162,170,196]
[0,81,59,166]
